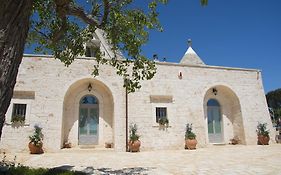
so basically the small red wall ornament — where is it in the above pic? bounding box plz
[178,71,183,79]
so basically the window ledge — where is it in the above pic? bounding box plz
[152,125,172,128]
[5,122,30,127]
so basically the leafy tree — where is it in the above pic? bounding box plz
[266,88,281,120]
[0,0,208,138]
[201,0,208,6]
[266,88,281,109]
[275,108,281,119]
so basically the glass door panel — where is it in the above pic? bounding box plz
[213,107,221,134]
[78,95,99,145]
[207,101,223,143]
[79,108,88,135]
[89,108,98,135]
[207,109,214,133]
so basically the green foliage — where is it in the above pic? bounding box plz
[1,166,87,175]
[25,0,207,93]
[0,151,86,175]
[266,88,281,123]
[129,123,140,142]
[201,0,208,6]
[158,117,169,126]
[256,122,270,137]
[275,108,281,119]
[185,123,196,139]
[29,125,44,147]
[11,115,25,124]
[27,0,169,93]
[266,88,281,109]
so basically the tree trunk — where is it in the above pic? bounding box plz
[0,0,33,138]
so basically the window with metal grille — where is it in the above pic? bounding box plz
[156,107,167,123]
[85,46,99,57]
[11,104,26,122]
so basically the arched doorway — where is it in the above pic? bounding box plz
[207,99,223,143]
[79,95,99,145]
[62,78,114,148]
[203,85,246,145]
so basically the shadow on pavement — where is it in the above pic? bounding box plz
[49,165,155,175]
[82,166,155,175]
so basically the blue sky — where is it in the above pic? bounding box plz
[141,0,281,93]
[25,0,280,93]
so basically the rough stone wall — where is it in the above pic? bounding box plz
[128,63,273,150]
[1,56,126,152]
[0,56,273,152]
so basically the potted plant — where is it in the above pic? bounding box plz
[28,125,44,154]
[105,142,113,148]
[256,122,270,145]
[229,136,240,145]
[11,115,25,125]
[63,140,72,148]
[159,117,169,128]
[185,123,197,149]
[128,124,141,152]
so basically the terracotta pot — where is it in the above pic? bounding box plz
[185,139,197,150]
[28,142,44,154]
[128,140,141,152]
[105,142,113,148]
[63,142,72,148]
[257,135,270,145]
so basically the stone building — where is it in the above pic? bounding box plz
[0,32,274,152]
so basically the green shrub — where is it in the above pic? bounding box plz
[185,123,196,139]
[129,124,140,142]
[256,122,270,137]
[158,117,169,126]
[29,125,44,146]
[11,115,25,124]
[1,166,87,175]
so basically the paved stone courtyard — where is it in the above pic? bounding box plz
[3,144,281,174]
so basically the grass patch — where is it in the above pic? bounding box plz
[0,152,88,175]
[0,166,87,175]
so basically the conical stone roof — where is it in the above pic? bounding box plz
[180,39,205,65]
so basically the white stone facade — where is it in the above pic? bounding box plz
[0,44,274,152]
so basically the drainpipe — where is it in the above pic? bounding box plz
[125,86,128,152]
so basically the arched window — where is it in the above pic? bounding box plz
[207,99,220,107]
[80,95,98,105]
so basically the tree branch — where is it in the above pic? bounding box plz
[52,0,111,42]
[100,0,110,27]
[54,0,70,18]
[55,0,110,28]
[33,27,49,40]
[92,3,101,18]
[66,3,99,27]
[51,18,67,42]
[52,0,70,42]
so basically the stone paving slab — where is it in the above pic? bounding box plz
[3,145,281,174]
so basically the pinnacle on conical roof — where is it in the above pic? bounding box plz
[180,39,205,65]
[188,39,192,47]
